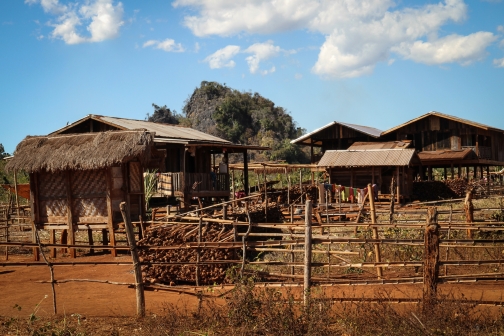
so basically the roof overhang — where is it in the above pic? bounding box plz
[291,121,383,146]
[382,111,504,136]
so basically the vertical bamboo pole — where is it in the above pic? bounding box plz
[241,202,252,277]
[287,174,291,205]
[368,184,382,278]
[264,166,268,222]
[464,187,474,238]
[444,205,452,276]
[65,172,75,259]
[120,202,145,317]
[231,170,235,203]
[196,214,202,287]
[299,169,303,204]
[423,207,440,310]
[304,200,312,306]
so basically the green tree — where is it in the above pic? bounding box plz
[146,103,181,124]
[0,143,8,159]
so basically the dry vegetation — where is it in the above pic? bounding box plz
[2,274,504,335]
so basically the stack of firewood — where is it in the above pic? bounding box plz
[233,202,284,223]
[138,223,235,285]
[443,178,470,197]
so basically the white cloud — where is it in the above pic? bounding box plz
[203,45,241,69]
[174,0,497,78]
[25,0,68,14]
[143,38,185,52]
[498,25,504,33]
[295,73,303,79]
[194,42,200,53]
[26,0,123,44]
[393,32,496,65]
[494,58,504,67]
[244,41,280,74]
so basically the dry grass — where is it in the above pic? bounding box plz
[2,277,504,335]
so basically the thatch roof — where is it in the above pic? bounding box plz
[5,130,154,173]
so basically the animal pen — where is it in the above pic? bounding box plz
[2,162,504,316]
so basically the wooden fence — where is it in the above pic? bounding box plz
[1,192,504,316]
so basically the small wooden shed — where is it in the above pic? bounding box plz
[5,130,155,259]
[317,147,420,202]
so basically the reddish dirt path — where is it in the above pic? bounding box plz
[2,253,504,317]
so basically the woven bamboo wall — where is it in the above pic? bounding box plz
[38,171,68,223]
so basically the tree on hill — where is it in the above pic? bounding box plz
[0,143,8,159]
[146,103,181,124]
[183,81,309,163]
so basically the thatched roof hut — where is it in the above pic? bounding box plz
[5,130,154,173]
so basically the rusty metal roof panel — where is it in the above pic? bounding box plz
[348,140,412,150]
[417,148,478,161]
[291,121,383,145]
[382,111,504,135]
[95,115,232,144]
[317,149,417,167]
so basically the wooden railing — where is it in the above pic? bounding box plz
[157,172,230,196]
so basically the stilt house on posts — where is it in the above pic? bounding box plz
[5,114,267,259]
[292,111,504,201]
[48,115,266,205]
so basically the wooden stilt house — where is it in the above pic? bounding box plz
[49,115,267,206]
[5,130,155,259]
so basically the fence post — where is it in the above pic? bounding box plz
[304,199,312,306]
[423,206,440,309]
[367,184,382,278]
[241,202,252,277]
[120,202,146,318]
[464,187,474,238]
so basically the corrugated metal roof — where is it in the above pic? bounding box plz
[291,121,383,145]
[417,148,478,161]
[317,149,417,167]
[348,140,412,150]
[96,115,232,144]
[51,114,232,144]
[382,111,504,135]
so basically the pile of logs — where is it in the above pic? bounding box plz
[443,178,470,197]
[233,202,284,223]
[413,179,477,200]
[138,223,235,285]
[412,181,458,201]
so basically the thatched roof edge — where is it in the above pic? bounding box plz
[5,130,154,173]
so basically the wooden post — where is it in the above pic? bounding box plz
[423,207,440,309]
[87,229,94,255]
[396,166,400,204]
[368,184,382,278]
[287,174,291,205]
[389,176,395,224]
[243,150,249,196]
[119,202,145,317]
[263,166,268,222]
[299,169,303,203]
[196,215,202,286]
[65,172,76,258]
[304,199,312,306]
[464,186,475,238]
[106,169,117,257]
[444,205,452,276]
[231,170,235,203]
[241,202,252,277]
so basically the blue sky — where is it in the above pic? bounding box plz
[1,0,503,154]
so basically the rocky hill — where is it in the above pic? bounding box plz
[180,81,309,163]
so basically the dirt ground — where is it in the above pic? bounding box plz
[2,252,504,318]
